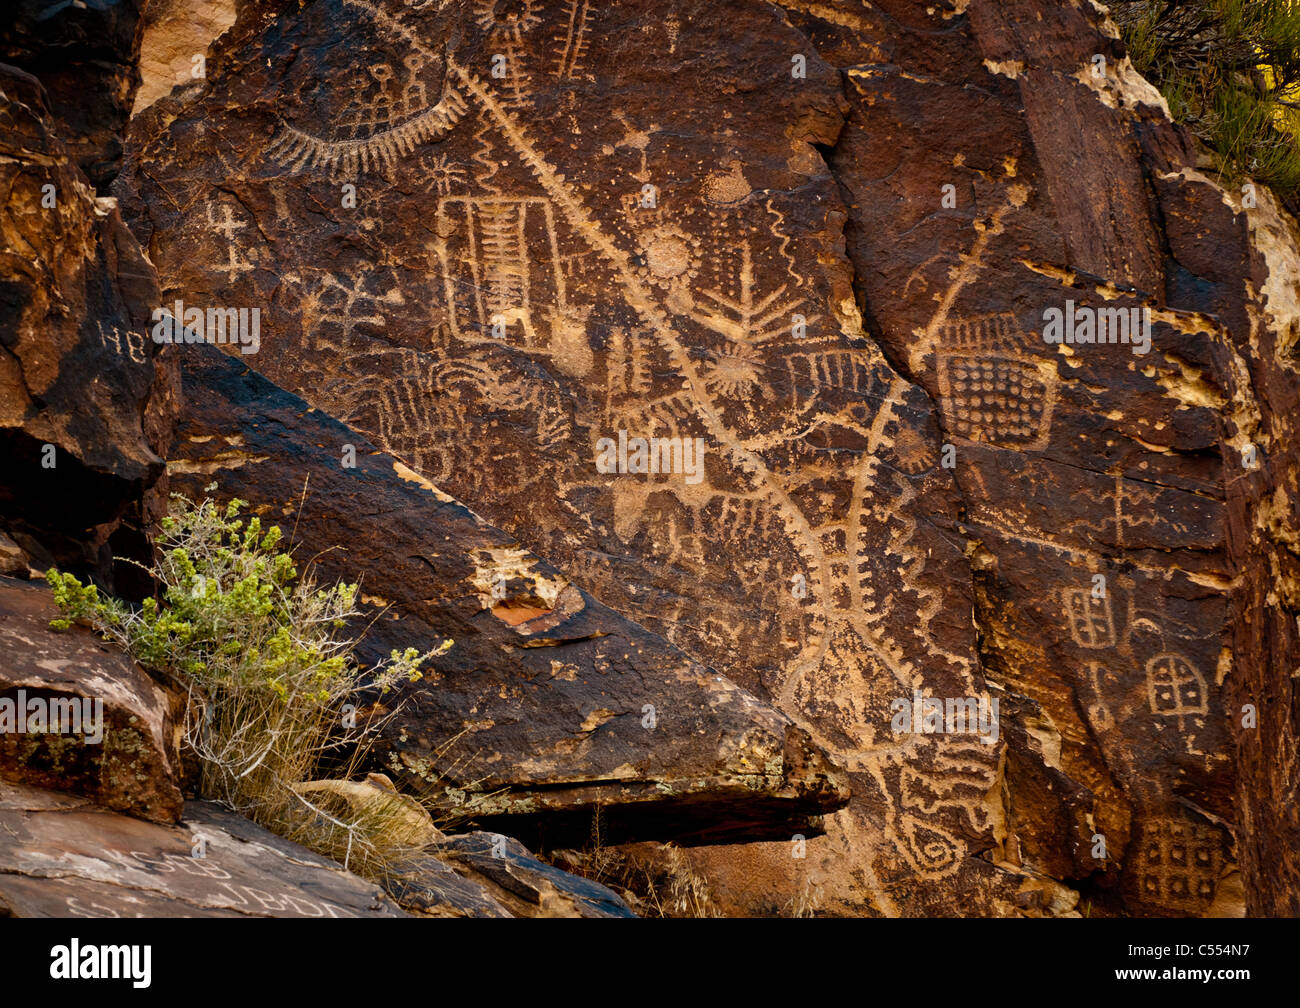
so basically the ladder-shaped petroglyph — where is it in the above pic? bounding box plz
[553,0,595,80]
[934,313,1056,451]
[433,195,591,374]
[475,0,542,104]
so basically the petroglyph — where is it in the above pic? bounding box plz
[204,200,256,284]
[1063,586,1115,649]
[935,313,1056,451]
[1134,815,1223,913]
[1146,652,1208,733]
[140,0,1027,914]
[553,0,595,80]
[265,0,469,179]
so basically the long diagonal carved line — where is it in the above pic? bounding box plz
[451,58,930,707]
[448,57,837,696]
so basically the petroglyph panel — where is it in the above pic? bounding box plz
[118,0,1261,918]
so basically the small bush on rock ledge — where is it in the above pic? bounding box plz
[46,489,452,878]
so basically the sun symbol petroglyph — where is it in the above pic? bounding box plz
[475,0,542,46]
[423,152,468,196]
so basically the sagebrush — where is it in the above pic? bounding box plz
[1110,0,1300,195]
[47,492,452,879]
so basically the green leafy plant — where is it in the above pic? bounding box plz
[1111,0,1300,196]
[47,491,453,879]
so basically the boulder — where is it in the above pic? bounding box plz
[433,831,635,919]
[0,577,183,823]
[0,779,409,917]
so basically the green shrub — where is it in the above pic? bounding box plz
[47,491,452,877]
[1111,0,1300,196]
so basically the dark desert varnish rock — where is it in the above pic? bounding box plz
[0,61,177,588]
[167,343,850,848]
[114,0,1300,915]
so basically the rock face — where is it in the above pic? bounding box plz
[0,0,145,191]
[0,577,183,823]
[0,58,176,587]
[433,831,636,918]
[133,0,237,116]
[167,343,849,845]
[0,780,410,917]
[114,0,1300,915]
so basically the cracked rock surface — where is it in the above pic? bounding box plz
[0,0,1280,916]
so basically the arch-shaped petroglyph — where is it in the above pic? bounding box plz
[265,0,469,179]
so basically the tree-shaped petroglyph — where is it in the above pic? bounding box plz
[695,242,813,401]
